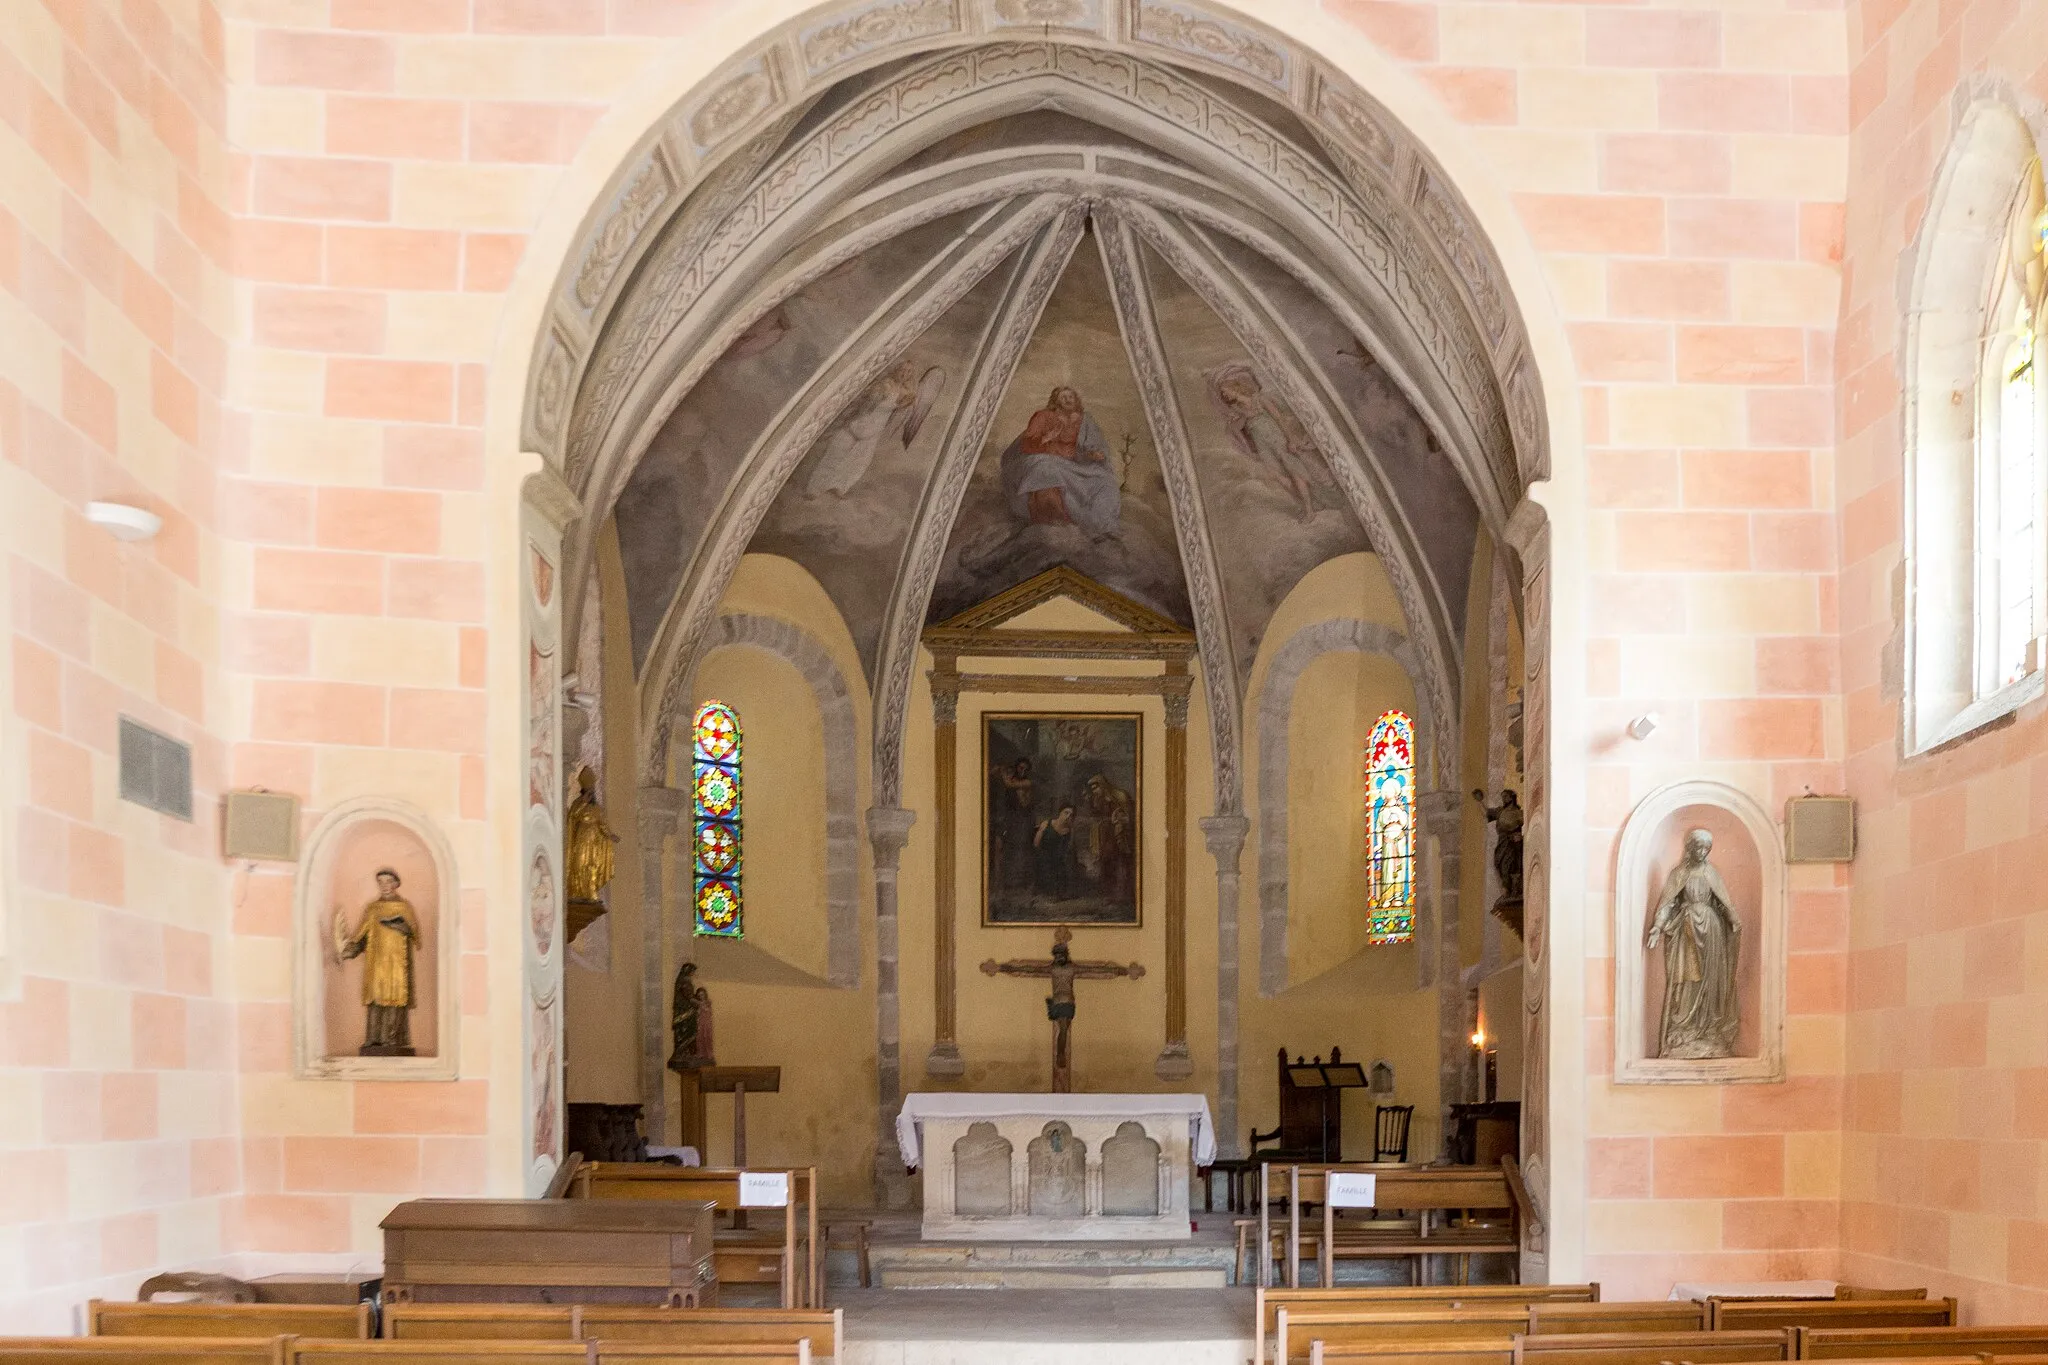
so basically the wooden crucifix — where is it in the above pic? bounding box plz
[980,927,1145,1093]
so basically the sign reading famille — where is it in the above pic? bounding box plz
[1326,1172,1377,1208]
[738,1171,790,1208]
[984,712,1142,927]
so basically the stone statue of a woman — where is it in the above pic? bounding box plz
[1647,828,1742,1059]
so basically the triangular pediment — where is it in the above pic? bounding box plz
[928,566,1189,637]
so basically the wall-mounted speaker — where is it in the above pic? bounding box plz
[1785,794,1856,863]
[223,790,300,862]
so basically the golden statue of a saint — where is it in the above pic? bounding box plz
[564,766,618,942]
[334,867,421,1056]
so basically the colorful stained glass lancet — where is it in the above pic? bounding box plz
[1366,709,1416,945]
[691,700,743,938]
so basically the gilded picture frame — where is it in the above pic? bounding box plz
[982,711,1142,927]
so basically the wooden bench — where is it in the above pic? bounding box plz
[88,1301,371,1339]
[1530,1303,1707,1335]
[1254,1285,1602,1365]
[0,1342,286,1365]
[1275,1308,1529,1365]
[588,1347,809,1365]
[381,1197,716,1308]
[1513,1330,1795,1365]
[569,1164,818,1309]
[383,1305,579,1339]
[288,1346,592,1365]
[1801,1328,2048,1359]
[579,1308,839,1360]
[1256,1164,1521,1288]
[1707,1302,1958,1333]
[1302,1338,1518,1365]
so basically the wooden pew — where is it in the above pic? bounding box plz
[382,1305,579,1340]
[1254,1285,1603,1365]
[589,1347,810,1365]
[569,1164,818,1310]
[1263,1165,1519,1289]
[88,1301,371,1339]
[1304,1339,1518,1365]
[1708,1302,1958,1333]
[1530,1303,1707,1335]
[0,1343,286,1365]
[1275,1309,1527,1365]
[287,1346,592,1365]
[578,1308,840,1360]
[1513,1331,1795,1365]
[1801,1328,2048,1359]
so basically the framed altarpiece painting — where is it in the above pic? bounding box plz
[983,712,1141,927]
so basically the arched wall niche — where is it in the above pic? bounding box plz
[1901,81,2048,754]
[1611,780,1786,1087]
[292,797,461,1082]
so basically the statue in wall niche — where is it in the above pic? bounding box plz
[1647,828,1742,1060]
[333,868,421,1057]
[563,766,618,943]
[667,961,716,1072]
[1473,788,1525,937]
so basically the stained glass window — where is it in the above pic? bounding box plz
[1366,709,1416,945]
[691,700,743,939]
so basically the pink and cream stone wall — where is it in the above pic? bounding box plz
[0,0,2037,1328]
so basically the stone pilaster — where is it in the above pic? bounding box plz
[636,786,690,1143]
[1201,813,1250,1159]
[867,805,917,1208]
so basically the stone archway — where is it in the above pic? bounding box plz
[488,0,1585,1272]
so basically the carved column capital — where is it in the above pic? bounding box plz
[637,785,690,844]
[929,683,959,727]
[1161,673,1194,729]
[1200,814,1250,869]
[866,806,917,871]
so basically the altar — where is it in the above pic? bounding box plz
[897,1093,1216,1241]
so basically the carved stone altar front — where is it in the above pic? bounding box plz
[900,1093,1210,1241]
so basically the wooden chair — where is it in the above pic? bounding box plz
[0,1343,286,1365]
[578,1307,840,1360]
[570,1163,818,1309]
[1800,1327,2048,1359]
[1708,1300,1957,1332]
[1252,1284,1602,1365]
[89,1300,371,1339]
[1374,1106,1415,1163]
[1512,1330,1794,1365]
[382,1305,579,1340]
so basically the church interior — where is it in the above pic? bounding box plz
[2,0,2047,1357]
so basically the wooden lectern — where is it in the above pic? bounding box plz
[698,1065,781,1166]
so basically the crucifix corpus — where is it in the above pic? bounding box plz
[980,928,1145,1093]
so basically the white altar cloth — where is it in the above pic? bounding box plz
[896,1092,1216,1168]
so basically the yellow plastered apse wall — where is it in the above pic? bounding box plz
[1241,553,1443,1159]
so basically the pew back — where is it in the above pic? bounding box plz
[382,1305,578,1340]
[568,1165,818,1309]
[1529,1302,1706,1335]
[288,1346,590,1365]
[1254,1286,1603,1365]
[1276,1309,1527,1365]
[1801,1327,2048,1359]
[1513,1330,1794,1365]
[578,1308,839,1359]
[88,1301,370,1339]
[1709,1302,1958,1333]
[0,1342,285,1365]
[1305,1340,1518,1365]
[588,1346,809,1365]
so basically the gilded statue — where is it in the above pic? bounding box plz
[1647,828,1742,1060]
[563,765,618,941]
[667,961,715,1071]
[334,868,421,1056]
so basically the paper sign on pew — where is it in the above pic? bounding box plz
[738,1170,790,1208]
[1325,1172,1377,1208]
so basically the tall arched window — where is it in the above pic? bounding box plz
[691,700,743,938]
[1366,709,1416,945]
[1905,99,2048,754]
[1980,158,2047,693]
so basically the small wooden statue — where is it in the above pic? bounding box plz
[667,961,715,1071]
[1473,787,1526,937]
[563,765,618,942]
[334,867,421,1056]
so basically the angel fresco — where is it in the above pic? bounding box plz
[1207,363,1323,523]
[804,361,946,497]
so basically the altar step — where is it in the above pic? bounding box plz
[868,1240,1235,1289]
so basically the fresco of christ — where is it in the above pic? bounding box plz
[999,386,1121,535]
